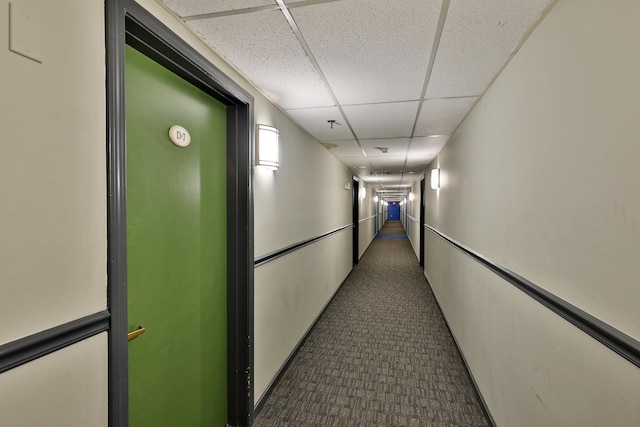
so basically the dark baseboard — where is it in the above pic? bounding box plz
[0,310,111,374]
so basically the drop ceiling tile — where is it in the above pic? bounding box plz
[407,136,448,159]
[405,155,436,167]
[360,138,409,157]
[188,11,335,109]
[292,0,441,105]
[325,140,363,158]
[426,0,552,98]
[371,174,405,185]
[343,102,419,140]
[162,0,275,17]
[404,166,428,175]
[368,156,406,168]
[414,97,478,137]
[338,155,368,168]
[286,107,353,141]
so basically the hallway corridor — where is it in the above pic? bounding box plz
[253,221,490,426]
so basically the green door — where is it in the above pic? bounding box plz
[125,45,228,426]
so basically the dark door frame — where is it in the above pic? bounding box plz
[352,177,359,265]
[106,1,254,426]
[419,178,426,267]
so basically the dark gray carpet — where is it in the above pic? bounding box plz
[253,221,490,427]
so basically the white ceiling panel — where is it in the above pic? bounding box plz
[157,0,558,191]
[406,155,436,167]
[291,0,441,105]
[415,97,478,136]
[338,155,368,168]
[360,138,409,157]
[410,135,448,155]
[426,0,551,98]
[324,140,363,158]
[368,156,406,168]
[366,174,405,185]
[404,166,428,175]
[286,107,353,141]
[407,152,438,164]
[188,11,335,109]
[343,102,419,140]
[162,0,275,17]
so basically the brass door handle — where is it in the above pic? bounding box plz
[128,325,146,341]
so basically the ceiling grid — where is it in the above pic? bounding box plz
[161,0,556,200]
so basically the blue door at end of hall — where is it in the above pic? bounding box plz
[388,202,400,220]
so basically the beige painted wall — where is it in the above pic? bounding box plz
[0,0,108,425]
[407,179,422,259]
[0,0,106,344]
[358,180,376,259]
[424,0,640,425]
[254,230,351,402]
[0,334,108,427]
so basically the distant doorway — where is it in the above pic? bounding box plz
[388,202,400,220]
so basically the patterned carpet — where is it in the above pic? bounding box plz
[253,221,490,427]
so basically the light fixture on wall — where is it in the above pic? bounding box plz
[373,195,378,203]
[361,186,366,199]
[257,124,279,170]
[409,192,415,201]
[430,168,440,189]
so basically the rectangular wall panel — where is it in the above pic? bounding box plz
[254,231,352,403]
[0,334,108,427]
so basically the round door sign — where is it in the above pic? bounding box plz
[169,125,191,147]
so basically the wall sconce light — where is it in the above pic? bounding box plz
[430,168,440,189]
[361,186,366,199]
[373,195,379,203]
[257,124,279,170]
[409,192,415,201]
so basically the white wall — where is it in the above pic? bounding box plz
[0,334,108,427]
[406,180,422,259]
[424,0,640,425]
[358,181,376,258]
[0,0,107,425]
[0,0,106,345]
[252,104,353,402]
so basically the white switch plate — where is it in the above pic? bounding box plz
[9,2,43,63]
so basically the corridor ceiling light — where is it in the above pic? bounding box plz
[431,168,440,189]
[257,124,279,170]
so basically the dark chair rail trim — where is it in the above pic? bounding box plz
[358,214,377,224]
[0,310,111,374]
[255,224,353,267]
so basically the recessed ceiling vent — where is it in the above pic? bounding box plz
[321,142,337,150]
[374,147,389,153]
[370,170,392,175]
